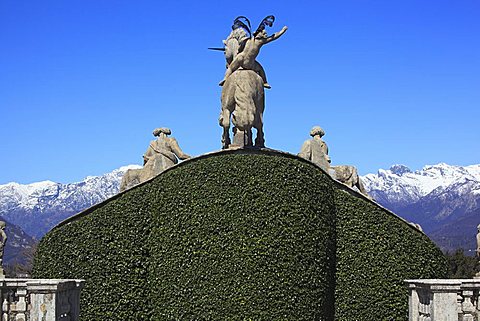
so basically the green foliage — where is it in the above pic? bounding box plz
[32,151,448,321]
[33,189,155,320]
[33,153,336,321]
[445,249,479,278]
[148,155,337,320]
[334,191,448,321]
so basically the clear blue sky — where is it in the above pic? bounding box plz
[1,0,479,184]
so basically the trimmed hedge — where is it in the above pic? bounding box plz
[334,190,447,321]
[32,150,447,320]
[32,186,155,320]
[33,152,337,321]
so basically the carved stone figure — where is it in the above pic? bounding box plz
[409,222,423,232]
[217,16,286,149]
[298,126,331,171]
[476,224,480,278]
[120,128,190,192]
[219,16,286,89]
[298,126,370,197]
[221,28,269,89]
[477,224,480,257]
[0,221,6,277]
[220,69,265,149]
[330,165,370,196]
[223,27,247,67]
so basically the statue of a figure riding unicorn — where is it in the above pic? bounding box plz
[210,16,288,149]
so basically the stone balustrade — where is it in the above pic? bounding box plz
[0,279,84,321]
[406,279,480,321]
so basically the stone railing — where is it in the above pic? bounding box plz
[0,279,84,321]
[406,279,480,321]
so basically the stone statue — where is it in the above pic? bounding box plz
[330,165,370,197]
[476,224,480,278]
[298,126,331,171]
[0,221,6,277]
[298,126,370,197]
[409,222,423,232]
[219,69,265,149]
[223,27,247,67]
[219,16,286,89]
[120,128,191,192]
[217,16,287,149]
[476,224,480,257]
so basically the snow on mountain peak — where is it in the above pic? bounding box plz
[362,163,480,206]
[0,164,144,237]
[0,165,140,215]
[389,164,411,176]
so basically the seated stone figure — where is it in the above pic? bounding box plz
[120,127,190,192]
[298,126,370,197]
[298,126,331,172]
[476,224,480,277]
[477,224,480,257]
[222,26,270,88]
[0,221,6,277]
[219,25,288,88]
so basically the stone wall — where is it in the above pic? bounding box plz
[0,278,84,321]
[406,279,480,320]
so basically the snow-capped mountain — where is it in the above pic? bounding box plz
[363,163,480,206]
[1,162,479,255]
[362,163,480,252]
[0,165,141,238]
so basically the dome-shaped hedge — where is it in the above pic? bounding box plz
[32,149,447,320]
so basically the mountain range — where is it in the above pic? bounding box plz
[0,165,141,239]
[0,161,478,265]
[363,163,480,254]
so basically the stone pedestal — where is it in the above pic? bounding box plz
[0,279,84,321]
[406,279,480,321]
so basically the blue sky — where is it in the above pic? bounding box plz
[1,0,479,184]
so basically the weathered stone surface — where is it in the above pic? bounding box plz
[409,222,423,232]
[223,28,247,67]
[298,126,370,197]
[298,126,330,171]
[406,279,480,321]
[0,278,84,321]
[220,69,265,149]
[120,128,190,191]
[219,18,287,88]
[330,165,369,197]
[477,224,480,257]
[218,17,287,149]
[0,221,6,278]
[476,224,480,278]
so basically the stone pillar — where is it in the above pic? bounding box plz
[430,290,459,320]
[406,279,463,321]
[27,280,84,321]
[460,281,479,321]
[0,279,8,321]
[13,286,27,321]
[1,279,29,321]
[407,284,420,321]
[461,290,475,321]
